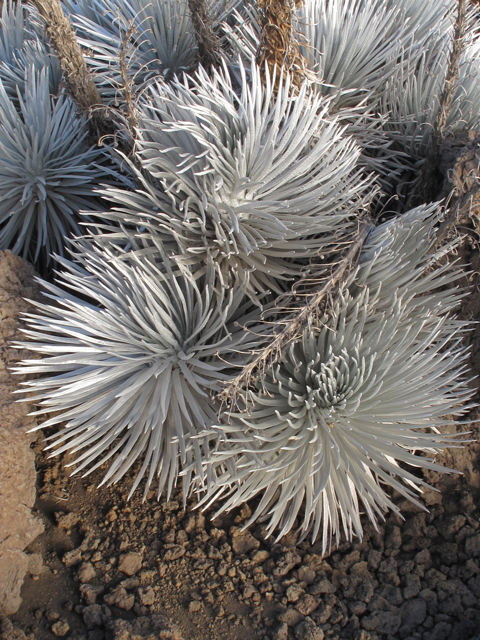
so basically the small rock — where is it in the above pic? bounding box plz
[55,511,81,531]
[361,611,401,635]
[137,586,155,606]
[0,619,28,640]
[403,574,421,599]
[273,550,302,577]
[51,619,70,637]
[163,545,186,561]
[377,584,403,606]
[63,548,82,567]
[309,578,336,595]
[189,600,202,613]
[103,586,135,611]
[294,617,324,640]
[118,552,143,576]
[120,577,139,590]
[272,622,289,640]
[79,584,104,605]
[82,604,110,630]
[80,535,101,553]
[341,576,374,603]
[425,621,452,640]
[107,615,183,640]
[465,534,480,558]
[310,594,336,625]
[78,562,96,584]
[243,585,256,599]
[278,607,305,627]
[230,527,260,555]
[386,526,402,549]
[414,549,432,567]
[251,550,270,564]
[45,609,60,622]
[298,566,316,584]
[286,584,305,603]
[176,530,188,545]
[436,515,466,540]
[367,549,382,571]
[400,598,427,629]
[27,553,45,577]
[296,595,320,616]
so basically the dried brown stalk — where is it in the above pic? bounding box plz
[188,0,222,68]
[256,0,306,86]
[218,221,374,409]
[119,21,138,135]
[33,0,101,111]
[419,0,467,204]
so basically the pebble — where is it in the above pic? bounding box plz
[62,548,82,567]
[51,619,70,637]
[294,617,325,640]
[403,573,421,599]
[79,584,105,605]
[272,622,289,640]
[278,607,305,627]
[78,562,96,584]
[286,584,305,603]
[296,595,320,616]
[163,544,186,561]
[400,597,427,629]
[103,586,135,611]
[82,604,110,630]
[137,586,155,606]
[55,511,80,531]
[309,578,336,595]
[361,611,401,635]
[118,552,143,576]
[251,550,270,564]
[230,527,260,555]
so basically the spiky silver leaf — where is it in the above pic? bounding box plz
[62,0,232,99]
[204,204,474,550]
[96,62,374,301]
[0,69,105,262]
[15,239,262,499]
[0,0,62,102]
[383,17,480,163]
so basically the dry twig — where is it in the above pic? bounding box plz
[119,21,139,135]
[188,0,221,68]
[218,221,374,408]
[33,0,102,111]
[256,0,306,86]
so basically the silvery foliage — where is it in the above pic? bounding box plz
[0,69,104,261]
[61,0,238,101]
[97,62,374,302]
[383,11,480,163]
[0,0,62,103]
[15,238,262,499]
[203,204,474,550]
[223,0,471,181]
[295,0,457,109]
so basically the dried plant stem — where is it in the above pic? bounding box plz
[33,0,101,111]
[218,221,374,408]
[256,0,305,85]
[420,0,466,203]
[188,0,221,68]
[119,21,138,135]
[436,0,467,140]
